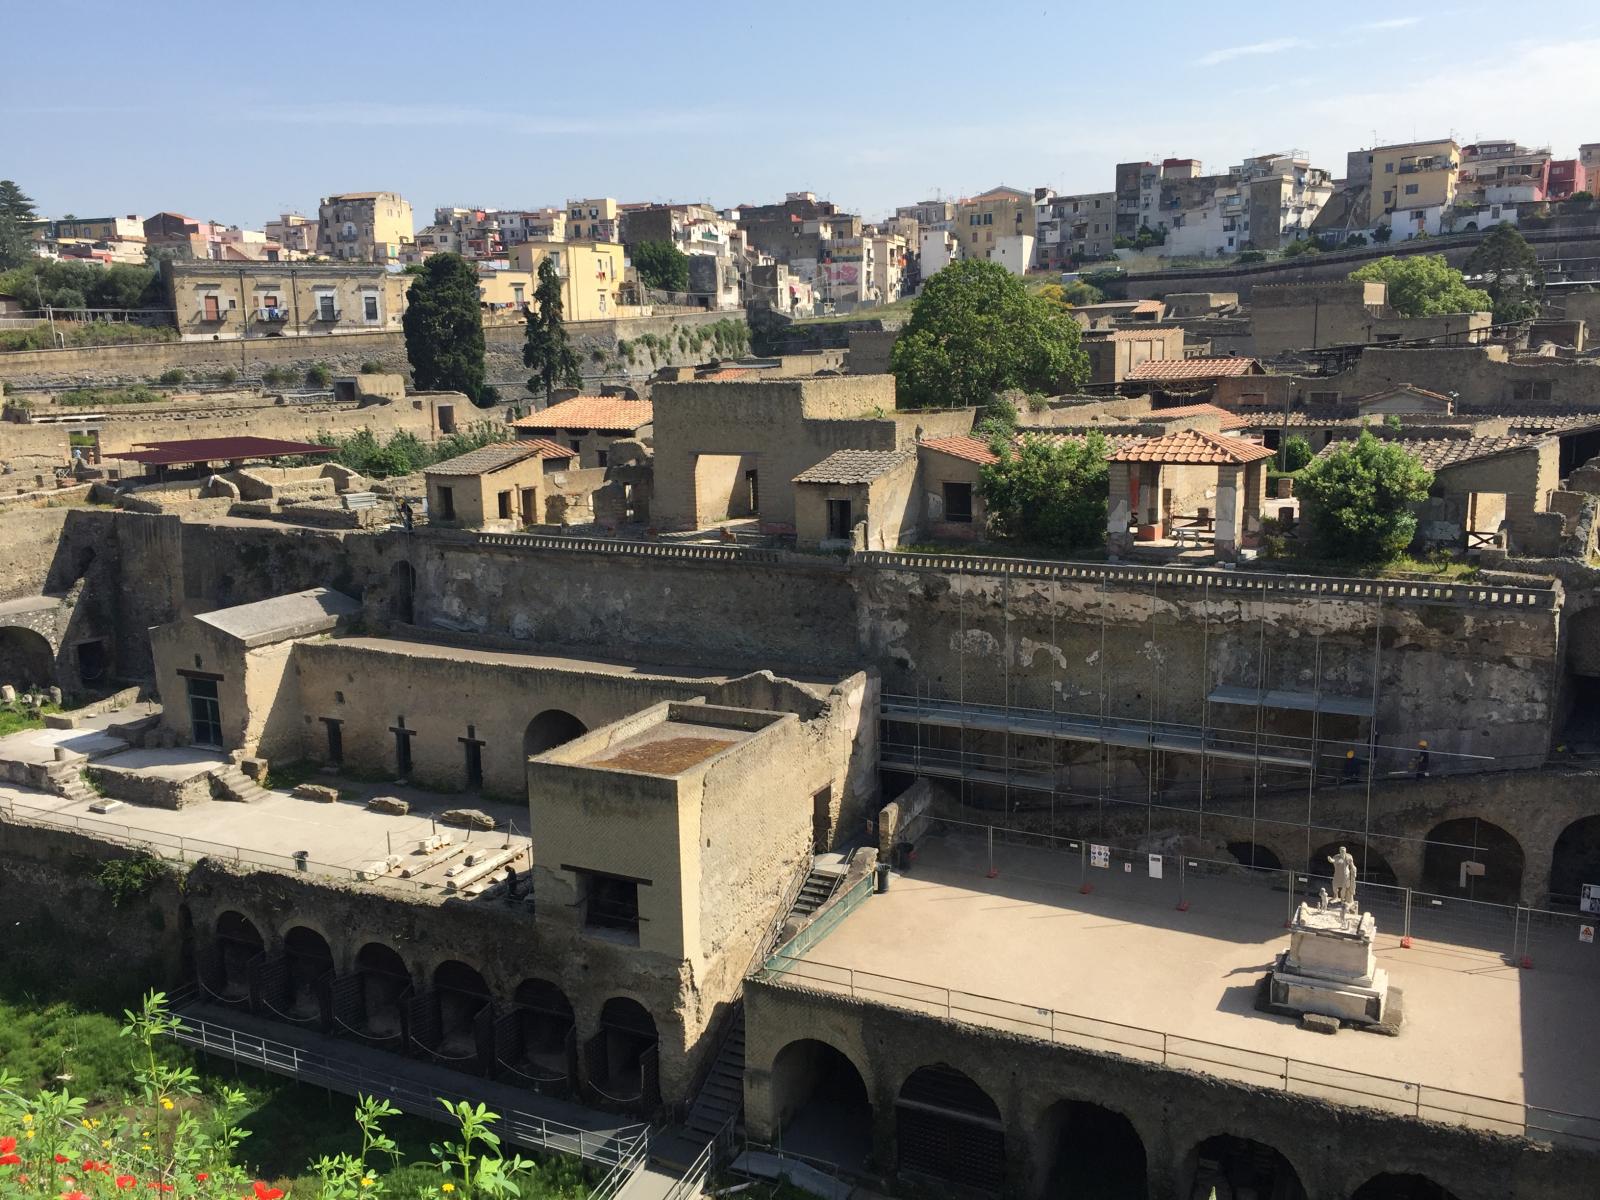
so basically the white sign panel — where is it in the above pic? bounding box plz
[1089,844,1110,870]
[1582,925,1595,945]
[1582,884,1600,916]
[1148,854,1164,880]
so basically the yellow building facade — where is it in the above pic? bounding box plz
[954,186,1035,260]
[507,240,623,322]
[1370,139,1460,218]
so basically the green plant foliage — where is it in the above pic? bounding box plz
[306,363,332,388]
[94,854,168,908]
[979,431,1110,551]
[403,253,492,406]
[1464,222,1542,324]
[157,369,186,385]
[0,179,38,269]
[1298,430,1433,562]
[891,260,1089,409]
[1281,435,1313,473]
[359,361,384,374]
[217,368,238,386]
[522,259,581,402]
[260,366,293,387]
[631,240,689,293]
[311,422,504,479]
[1348,253,1491,318]
[55,386,162,408]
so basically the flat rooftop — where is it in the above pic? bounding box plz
[779,833,1600,1139]
[579,711,759,776]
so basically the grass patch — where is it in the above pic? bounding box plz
[0,701,60,737]
[0,323,178,352]
[55,385,165,407]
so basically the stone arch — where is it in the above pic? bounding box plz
[591,996,658,1107]
[353,942,410,1039]
[1306,840,1399,889]
[1185,1132,1307,1200]
[524,709,587,758]
[282,925,334,1020]
[1351,1174,1461,1200]
[770,1039,873,1172]
[0,626,56,687]
[432,960,491,1057]
[1036,1098,1147,1199]
[214,911,263,998]
[1422,817,1524,904]
[1549,814,1600,907]
[508,978,576,1082]
[1226,840,1283,871]
[895,1063,1005,1192]
[389,560,416,625]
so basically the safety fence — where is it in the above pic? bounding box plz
[0,795,533,906]
[767,870,875,969]
[914,816,1600,979]
[759,953,1600,1146]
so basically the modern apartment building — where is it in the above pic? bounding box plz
[506,239,623,321]
[1034,191,1115,268]
[567,198,621,242]
[316,191,414,263]
[953,185,1035,261]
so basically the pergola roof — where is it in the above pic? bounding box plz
[1110,428,1276,466]
[117,437,336,467]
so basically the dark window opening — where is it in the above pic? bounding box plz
[943,482,973,523]
[436,485,455,521]
[580,870,642,940]
[323,718,343,765]
[827,498,853,540]
[187,676,222,747]
[497,490,512,520]
[75,639,107,683]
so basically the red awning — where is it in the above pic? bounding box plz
[117,437,337,467]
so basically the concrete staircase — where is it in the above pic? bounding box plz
[212,763,269,804]
[683,1007,745,1142]
[47,763,97,805]
[790,866,844,919]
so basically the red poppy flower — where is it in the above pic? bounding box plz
[195,1175,208,1183]
[252,1183,285,1200]
[62,1190,88,1200]
[83,1161,111,1175]
[116,1176,136,1190]
[0,1137,15,1154]
[0,1137,19,1166]
[54,1155,70,1165]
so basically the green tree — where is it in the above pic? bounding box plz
[1348,253,1491,318]
[632,239,690,293]
[0,180,38,269]
[979,431,1110,551]
[402,253,493,406]
[1464,222,1542,324]
[522,257,582,402]
[1298,430,1433,562]
[891,260,1089,409]
[1280,435,1313,473]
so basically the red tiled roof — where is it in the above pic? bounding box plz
[1146,403,1250,431]
[424,441,563,476]
[517,437,578,459]
[1126,357,1262,381]
[1110,429,1276,465]
[510,396,653,431]
[919,434,1000,466]
[696,368,754,382]
[119,436,335,466]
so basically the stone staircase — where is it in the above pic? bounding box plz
[683,1007,745,1142]
[47,762,97,805]
[211,762,270,804]
[790,865,844,919]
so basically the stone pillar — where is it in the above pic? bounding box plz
[1214,464,1241,560]
[1107,461,1133,556]
[1521,836,1555,908]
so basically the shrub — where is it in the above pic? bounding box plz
[55,385,161,407]
[1298,430,1432,562]
[216,367,237,386]
[1237,250,1267,264]
[359,360,384,374]
[157,368,186,385]
[1281,435,1313,472]
[260,366,293,387]
[306,363,332,388]
[94,853,168,907]
[980,431,1110,552]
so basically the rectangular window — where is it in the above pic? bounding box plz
[186,677,222,747]
[578,869,641,940]
[943,482,973,523]
[1405,184,1419,195]
[318,294,336,320]
[826,498,853,540]
[363,294,379,321]
[596,449,608,468]
[497,490,512,520]
[202,295,220,320]
[1385,162,1395,173]
[436,485,455,520]
[1512,381,1554,401]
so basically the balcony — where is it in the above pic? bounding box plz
[197,307,229,323]
[311,308,342,323]
[257,308,289,324]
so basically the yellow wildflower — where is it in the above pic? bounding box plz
[24,1129,35,1141]
[21,1114,32,1125]
[361,1179,374,1189]
[441,1185,455,1193]
[160,1098,175,1111]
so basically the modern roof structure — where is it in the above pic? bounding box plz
[1110,428,1277,465]
[793,449,915,485]
[195,588,361,648]
[510,396,654,432]
[116,437,336,467]
[423,440,570,477]
[1126,357,1264,382]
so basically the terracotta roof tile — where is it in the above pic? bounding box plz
[696,368,754,381]
[1355,384,1454,406]
[1313,436,1540,472]
[1146,403,1250,431]
[1110,429,1277,465]
[424,441,558,476]
[919,434,1000,466]
[510,396,652,431]
[793,449,915,485]
[1126,357,1262,381]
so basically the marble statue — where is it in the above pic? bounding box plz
[1327,846,1357,907]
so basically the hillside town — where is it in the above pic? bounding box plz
[8,8,1600,1200]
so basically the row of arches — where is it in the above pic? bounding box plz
[202,912,659,1111]
[769,1039,1463,1199]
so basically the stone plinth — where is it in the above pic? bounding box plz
[1265,901,1399,1031]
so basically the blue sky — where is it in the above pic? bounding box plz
[6,0,1599,229]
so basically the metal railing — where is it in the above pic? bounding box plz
[663,1115,736,1200]
[766,871,875,968]
[167,1007,649,1166]
[759,954,1600,1146]
[0,796,532,905]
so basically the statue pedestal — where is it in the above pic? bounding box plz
[1266,901,1399,1030]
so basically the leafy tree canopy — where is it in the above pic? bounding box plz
[632,239,690,293]
[523,257,582,401]
[1280,435,1313,473]
[979,431,1110,552]
[1348,253,1490,318]
[0,259,162,310]
[890,260,1089,409]
[1298,430,1433,562]
[0,179,38,270]
[401,253,493,406]
[1464,222,1542,324]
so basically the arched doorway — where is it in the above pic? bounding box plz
[524,709,587,758]
[353,943,410,1039]
[504,979,576,1088]
[1038,1099,1147,1199]
[1187,1134,1305,1200]
[215,911,262,999]
[0,627,55,687]
[432,960,491,1058]
[1422,818,1524,904]
[770,1039,872,1172]
[590,997,658,1109]
[895,1064,1004,1192]
[283,926,334,1020]
[1306,841,1399,890]
[1227,841,1283,871]
[1352,1175,1460,1200]
[389,561,416,625]
[1550,815,1600,908]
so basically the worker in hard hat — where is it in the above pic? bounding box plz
[1342,747,1359,785]
[1414,739,1430,779]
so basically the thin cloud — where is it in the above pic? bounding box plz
[1198,37,1306,67]
[1360,17,1421,31]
